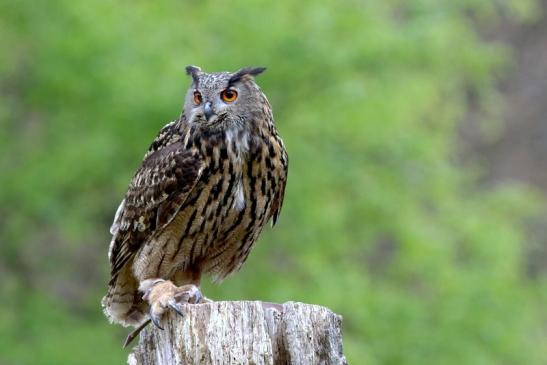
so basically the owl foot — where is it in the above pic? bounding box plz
[139,279,203,330]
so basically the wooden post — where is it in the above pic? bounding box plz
[127,301,347,365]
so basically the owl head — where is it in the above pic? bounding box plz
[182,66,269,130]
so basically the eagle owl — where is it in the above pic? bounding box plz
[102,66,288,329]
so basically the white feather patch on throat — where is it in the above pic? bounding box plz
[225,127,248,212]
[225,127,250,159]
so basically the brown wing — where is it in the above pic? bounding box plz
[269,137,289,226]
[108,123,203,284]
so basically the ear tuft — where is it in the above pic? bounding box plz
[229,66,267,85]
[185,65,201,75]
[185,65,202,85]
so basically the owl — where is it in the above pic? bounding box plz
[101,66,288,332]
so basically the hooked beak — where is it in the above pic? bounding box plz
[204,102,214,121]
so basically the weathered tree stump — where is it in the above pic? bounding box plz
[127,301,347,365]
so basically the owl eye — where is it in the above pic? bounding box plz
[193,91,202,105]
[221,89,238,103]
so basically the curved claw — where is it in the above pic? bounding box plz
[173,285,203,304]
[150,311,164,330]
[192,289,203,304]
[168,300,185,317]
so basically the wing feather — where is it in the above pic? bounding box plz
[269,139,289,226]
[108,121,203,283]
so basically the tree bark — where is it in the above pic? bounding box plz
[127,301,347,365]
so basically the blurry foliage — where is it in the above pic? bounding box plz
[0,0,546,364]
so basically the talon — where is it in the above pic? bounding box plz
[168,300,185,317]
[192,289,202,304]
[174,285,202,304]
[140,280,205,327]
[150,311,164,330]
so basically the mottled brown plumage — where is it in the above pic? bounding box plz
[102,66,288,329]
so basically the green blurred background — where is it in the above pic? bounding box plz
[1,0,547,364]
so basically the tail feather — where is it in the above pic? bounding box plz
[102,264,148,327]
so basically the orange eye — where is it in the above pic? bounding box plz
[221,89,238,103]
[193,91,202,105]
